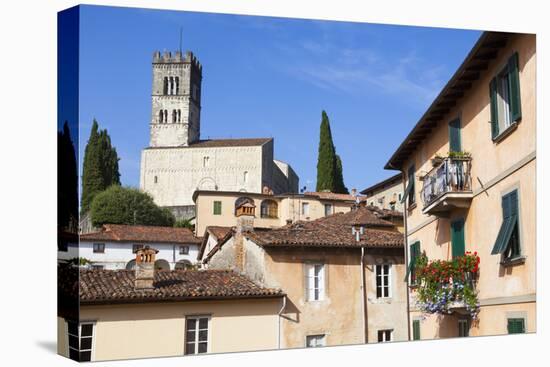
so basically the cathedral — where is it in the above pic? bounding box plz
[140,50,299,219]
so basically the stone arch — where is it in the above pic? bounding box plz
[159,110,164,123]
[154,259,170,271]
[175,260,193,270]
[197,177,217,191]
[126,259,136,270]
[163,77,168,95]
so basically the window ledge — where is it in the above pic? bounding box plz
[407,202,417,211]
[501,255,526,267]
[493,121,519,144]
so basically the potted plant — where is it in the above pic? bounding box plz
[431,154,445,167]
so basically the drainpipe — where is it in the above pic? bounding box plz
[361,246,368,344]
[277,295,287,349]
[401,169,412,341]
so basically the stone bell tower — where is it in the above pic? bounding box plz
[149,50,202,147]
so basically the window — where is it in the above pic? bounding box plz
[67,321,94,362]
[402,165,415,206]
[243,171,248,183]
[163,77,168,95]
[91,264,104,270]
[377,329,392,343]
[154,176,158,184]
[185,316,209,355]
[203,156,210,167]
[177,109,181,122]
[132,244,144,253]
[306,334,326,348]
[159,110,164,123]
[93,243,105,253]
[213,201,222,215]
[58,238,68,252]
[175,77,179,95]
[172,109,177,123]
[448,118,462,152]
[376,264,391,298]
[301,202,310,216]
[507,318,525,334]
[405,242,421,284]
[390,203,396,211]
[179,246,189,255]
[490,53,522,139]
[451,218,465,258]
[164,109,168,123]
[458,319,470,337]
[324,204,333,217]
[260,200,278,219]
[398,193,402,202]
[305,263,324,301]
[491,190,521,260]
[412,320,421,340]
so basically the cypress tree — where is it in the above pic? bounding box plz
[81,119,121,214]
[334,154,349,194]
[316,110,337,192]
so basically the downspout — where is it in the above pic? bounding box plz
[400,169,412,341]
[277,295,287,349]
[361,246,368,344]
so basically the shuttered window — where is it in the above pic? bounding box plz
[405,241,420,284]
[451,218,465,258]
[507,318,525,334]
[213,201,222,215]
[448,118,462,152]
[401,165,416,206]
[490,52,522,140]
[491,190,521,259]
[412,320,421,340]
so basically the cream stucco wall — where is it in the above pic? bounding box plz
[400,33,536,338]
[58,298,281,361]
[195,191,354,236]
[364,178,404,212]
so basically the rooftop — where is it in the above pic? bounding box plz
[80,224,202,245]
[246,206,403,249]
[385,31,513,170]
[75,268,283,305]
[146,138,272,150]
[360,173,402,196]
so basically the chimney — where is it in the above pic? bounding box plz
[234,201,255,272]
[135,246,159,290]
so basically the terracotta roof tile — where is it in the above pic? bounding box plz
[246,206,403,248]
[80,224,202,244]
[304,191,368,202]
[77,269,283,304]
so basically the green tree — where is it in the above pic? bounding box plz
[315,111,348,193]
[316,110,337,192]
[58,121,79,230]
[174,218,194,230]
[81,119,121,214]
[90,186,175,227]
[335,154,349,194]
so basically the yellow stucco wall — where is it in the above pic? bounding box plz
[58,298,281,361]
[195,192,353,236]
[402,33,536,338]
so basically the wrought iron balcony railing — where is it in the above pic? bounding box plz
[420,156,472,209]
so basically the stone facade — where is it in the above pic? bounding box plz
[140,50,299,219]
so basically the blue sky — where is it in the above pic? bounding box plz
[76,5,481,192]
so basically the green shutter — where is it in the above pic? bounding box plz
[448,118,461,152]
[413,320,421,340]
[408,165,415,205]
[405,242,420,282]
[491,190,519,255]
[507,318,525,334]
[489,77,499,139]
[213,201,222,215]
[508,52,522,122]
[401,180,412,204]
[451,218,465,258]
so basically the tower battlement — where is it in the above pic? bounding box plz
[153,50,202,73]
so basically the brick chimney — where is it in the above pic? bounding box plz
[135,246,159,290]
[235,201,255,272]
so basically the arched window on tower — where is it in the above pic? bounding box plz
[243,171,248,183]
[175,77,179,95]
[164,110,168,122]
[172,110,177,123]
[170,77,175,95]
[159,110,163,123]
[177,110,181,122]
[260,200,278,219]
[163,77,168,95]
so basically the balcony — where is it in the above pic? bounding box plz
[420,156,473,216]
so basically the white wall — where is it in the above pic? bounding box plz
[58,241,200,270]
